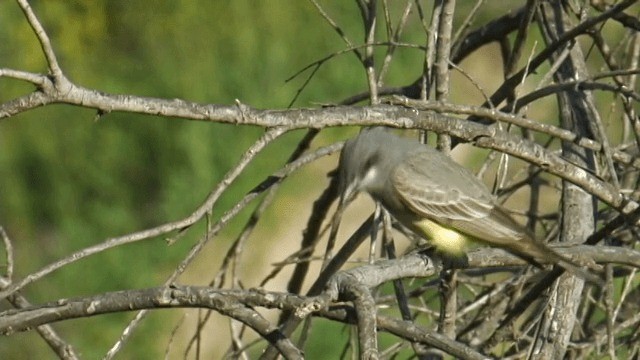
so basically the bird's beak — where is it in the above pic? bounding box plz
[339,181,358,207]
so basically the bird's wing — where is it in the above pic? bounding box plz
[391,149,526,243]
[389,147,603,284]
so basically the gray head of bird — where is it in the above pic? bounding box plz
[338,128,412,205]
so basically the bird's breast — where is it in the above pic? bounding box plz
[412,218,473,257]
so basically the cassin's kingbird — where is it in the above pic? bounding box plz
[338,127,600,283]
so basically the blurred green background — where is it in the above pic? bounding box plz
[0,1,540,358]
[0,1,389,358]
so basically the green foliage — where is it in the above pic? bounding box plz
[0,1,381,358]
[1,1,582,358]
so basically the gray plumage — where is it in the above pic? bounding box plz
[338,127,600,283]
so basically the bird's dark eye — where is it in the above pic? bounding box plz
[364,154,378,171]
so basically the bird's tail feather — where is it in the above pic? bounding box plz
[529,242,603,286]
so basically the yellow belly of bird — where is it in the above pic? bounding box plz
[412,218,473,257]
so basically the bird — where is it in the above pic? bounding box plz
[337,127,601,284]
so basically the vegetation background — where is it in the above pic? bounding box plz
[0,2,394,358]
[1,1,637,359]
